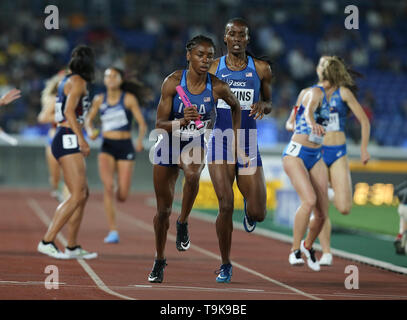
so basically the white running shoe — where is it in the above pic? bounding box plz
[289,249,305,265]
[300,240,320,271]
[37,241,69,259]
[65,246,98,260]
[319,253,333,266]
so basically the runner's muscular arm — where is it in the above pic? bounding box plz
[85,94,103,140]
[340,86,370,164]
[250,60,272,119]
[303,87,325,137]
[286,88,310,131]
[285,108,296,132]
[155,72,199,132]
[125,93,147,152]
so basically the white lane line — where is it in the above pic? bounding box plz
[0,280,66,285]
[187,208,407,275]
[27,198,135,301]
[117,207,321,300]
[130,284,264,293]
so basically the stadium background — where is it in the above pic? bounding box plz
[0,0,406,266]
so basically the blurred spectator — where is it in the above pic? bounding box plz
[0,0,404,148]
[351,46,369,67]
[256,24,285,59]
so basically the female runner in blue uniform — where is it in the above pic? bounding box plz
[37,45,97,260]
[207,18,272,283]
[86,67,148,244]
[286,56,370,266]
[148,35,241,283]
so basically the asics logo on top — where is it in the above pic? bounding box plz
[228,80,246,87]
[221,73,232,78]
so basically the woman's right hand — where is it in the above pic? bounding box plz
[311,123,325,137]
[183,106,200,123]
[89,129,100,140]
[79,138,90,157]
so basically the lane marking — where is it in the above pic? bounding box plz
[0,280,405,299]
[27,198,135,301]
[116,207,321,300]
[0,280,66,285]
[130,284,264,293]
[186,207,407,275]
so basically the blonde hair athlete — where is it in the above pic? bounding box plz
[286,56,370,266]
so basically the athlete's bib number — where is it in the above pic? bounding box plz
[326,112,339,131]
[286,141,301,157]
[101,109,129,132]
[174,119,210,138]
[216,88,255,111]
[62,134,78,149]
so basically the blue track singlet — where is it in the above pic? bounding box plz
[208,55,262,167]
[99,92,133,133]
[154,70,215,167]
[54,74,90,125]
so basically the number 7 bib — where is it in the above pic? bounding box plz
[286,141,301,157]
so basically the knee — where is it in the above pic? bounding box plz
[246,202,267,222]
[218,196,234,215]
[333,196,352,215]
[104,183,115,197]
[155,207,172,222]
[337,204,351,216]
[303,196,317,212]
[252,209,266,222]
[116,190,128,202]
[72,187,88,205]
[184,171,201,186]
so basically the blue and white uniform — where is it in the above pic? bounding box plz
[207,55,262,167]
[100,92,133,133]
[282,85,330,171]
[51,74,90,160]
[154,70,214,167]
[322,87,349,167]
[99,92,136,161]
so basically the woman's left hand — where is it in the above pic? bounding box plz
[361,148,370,165]
[135,139,144,152]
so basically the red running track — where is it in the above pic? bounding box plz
[0,189,406,300]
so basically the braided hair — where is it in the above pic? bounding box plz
[186,35,216,53]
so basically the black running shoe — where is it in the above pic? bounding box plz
[176,219,190,251]
[148,259,167,283]
[394,238,405,255]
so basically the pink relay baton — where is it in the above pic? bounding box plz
[176,85,204,130]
